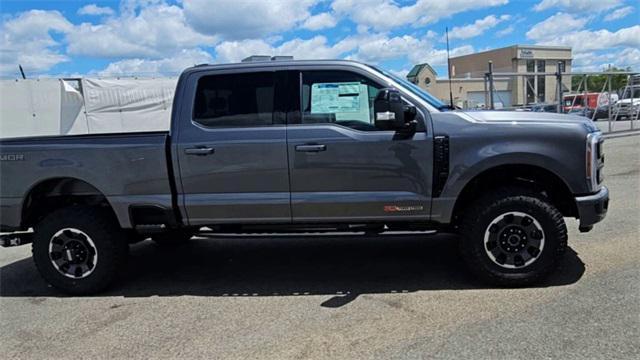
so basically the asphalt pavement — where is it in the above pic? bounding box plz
[1,135,638,359]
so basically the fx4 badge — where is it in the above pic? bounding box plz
[383,205,424,212]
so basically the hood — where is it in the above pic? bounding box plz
[463,110,593,125]
[461,110,599,133]
[616,99,640,105]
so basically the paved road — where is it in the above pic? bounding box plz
[1,135,638,359]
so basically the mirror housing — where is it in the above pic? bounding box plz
[374,88,417,134]
[374,88,406,130]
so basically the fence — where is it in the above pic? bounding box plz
[482,62,639,133]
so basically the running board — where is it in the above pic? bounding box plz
[134,224,167,233]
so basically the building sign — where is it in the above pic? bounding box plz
[519,49,534,59]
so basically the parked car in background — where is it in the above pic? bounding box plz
[568,106,610,121]
[612,83,640,120]
[531,103,559,113]
[563,93,600,113]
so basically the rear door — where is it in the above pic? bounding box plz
[286,68,433,223]
[175,69,291,225]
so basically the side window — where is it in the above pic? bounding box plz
[301,71,383,131]
[193,72,275,128]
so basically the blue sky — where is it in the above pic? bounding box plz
[1,0,638,79]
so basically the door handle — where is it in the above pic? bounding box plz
[185,147,214,156]
[295,144,327,152]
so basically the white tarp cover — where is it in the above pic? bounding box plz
[0,79,87,138]
[82,78,176,133]
[0,77,177,138]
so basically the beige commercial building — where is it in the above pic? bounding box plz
[407,45,572,108]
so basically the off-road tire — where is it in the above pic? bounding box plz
[458,187,567,287]
[32,206,128,295]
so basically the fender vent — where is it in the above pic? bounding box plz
[433,135,450,197]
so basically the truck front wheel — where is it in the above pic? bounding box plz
[32,206,128,295]
[459,188,567,286]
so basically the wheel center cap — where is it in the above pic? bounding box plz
[64,241,88,264]
[507,234,521,245]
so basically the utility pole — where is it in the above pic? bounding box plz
[446,27,454,108]
[488,61,495,110]
[556,61,562,113]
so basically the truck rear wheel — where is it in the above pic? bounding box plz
[32,206,128,295]
[458,188,567,286]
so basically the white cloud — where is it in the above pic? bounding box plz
[389,68,411,78]
[533,0,622,12]
[526,12,639,70]
[184,0,320,39]
[571,48,640,71]
[331,0,508,31]
[67,3,215,59]
[0,10,73,76]
[77,4,115,16]
[302,12,338,31]
[425,30,438,39]
[496,25,514,37]
[214,36,358,63]
[447,14,510,40]
[529,23,640,53]
[526,13,588,41]
[98,48,213,76]
[214,31,474,69]
[616,48,640,68]
[348,34,473,66]
[604,6,634,21]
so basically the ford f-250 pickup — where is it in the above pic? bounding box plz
[0,60,609,294]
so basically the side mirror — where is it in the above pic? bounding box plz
[374,88,406,130]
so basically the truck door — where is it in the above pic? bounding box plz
[286,69,433,222]
[175,70,291,225]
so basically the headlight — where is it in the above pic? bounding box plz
[586,132,604,191]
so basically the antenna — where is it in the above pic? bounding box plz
[18,64,26,79]
[445,27,454,108]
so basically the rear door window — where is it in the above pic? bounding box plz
[193,72,275,128]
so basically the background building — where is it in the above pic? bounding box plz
[407,45,572,108]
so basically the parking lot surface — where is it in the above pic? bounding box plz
[1,135,639,359]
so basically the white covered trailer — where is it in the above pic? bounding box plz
[0,77,177,138]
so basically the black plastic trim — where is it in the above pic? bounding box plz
[433,135,450,198]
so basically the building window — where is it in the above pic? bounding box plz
[524,59,547,104]
[526,60,535,73]
[526,76,536,104]
[537,75,545,102]
[559,60,566,72]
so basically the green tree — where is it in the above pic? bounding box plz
[571,66,633,93]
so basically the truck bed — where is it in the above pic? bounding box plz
[0,131,173,230]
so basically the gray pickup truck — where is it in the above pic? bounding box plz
[0,60,608,294]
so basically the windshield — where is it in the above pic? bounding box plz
[369,65,448,111]
[564,96,584,107]
[621,87,640,99]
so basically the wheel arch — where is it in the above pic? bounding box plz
[450,163,578,226]
[21,177,124,228]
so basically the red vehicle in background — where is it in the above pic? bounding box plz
[563,92,601,113]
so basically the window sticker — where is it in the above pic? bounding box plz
[311,82,370,122]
